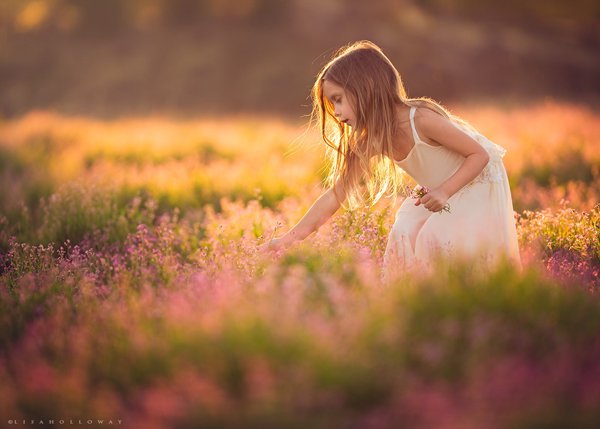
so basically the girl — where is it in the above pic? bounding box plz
[259,40,521,278]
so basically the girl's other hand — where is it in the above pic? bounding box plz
[415,187,450,212]
[257,237,288,255]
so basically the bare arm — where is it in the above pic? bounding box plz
[419,109,489,196]
[277,180,346,246]
[414,109,490,212]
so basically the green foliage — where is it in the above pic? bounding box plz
[0,110,598,427]
[519,144,598,187]
[2,250,599,427]
[37,181,157,246]
[518,204,600,261]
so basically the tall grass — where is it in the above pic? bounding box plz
[0,102,599,427]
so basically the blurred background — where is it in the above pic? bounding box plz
[1,5,600,427]
[1,0,599,118]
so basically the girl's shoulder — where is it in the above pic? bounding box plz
[409,106,450,147]
[412,105,439,116]
[412,106,451,132]
[414,105,476,135]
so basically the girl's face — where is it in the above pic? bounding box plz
[322,79,357,128]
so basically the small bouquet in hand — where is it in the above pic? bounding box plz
[406,185,451,214]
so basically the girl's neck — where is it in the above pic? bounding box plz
[390,104,411,139]
[395,103,411,124]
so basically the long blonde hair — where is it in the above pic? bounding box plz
[310,40,473,210]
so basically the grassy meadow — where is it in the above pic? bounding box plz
[1,101,600,428]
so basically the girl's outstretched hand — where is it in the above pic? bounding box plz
[257,237,288,255]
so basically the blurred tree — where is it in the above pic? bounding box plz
[160,0,206,27]
[419,0,600,33]
[2,0,598,36]
[62,0,131,35]
[0,0,598,116]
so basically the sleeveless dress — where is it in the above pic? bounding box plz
[382,106,521,279]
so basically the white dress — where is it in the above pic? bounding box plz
[383,106,522,279]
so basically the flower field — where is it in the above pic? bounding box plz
[0,101,599,428]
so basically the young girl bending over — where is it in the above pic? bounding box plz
[260,40,521,278]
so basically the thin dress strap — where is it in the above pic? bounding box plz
[409,106,422,145]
